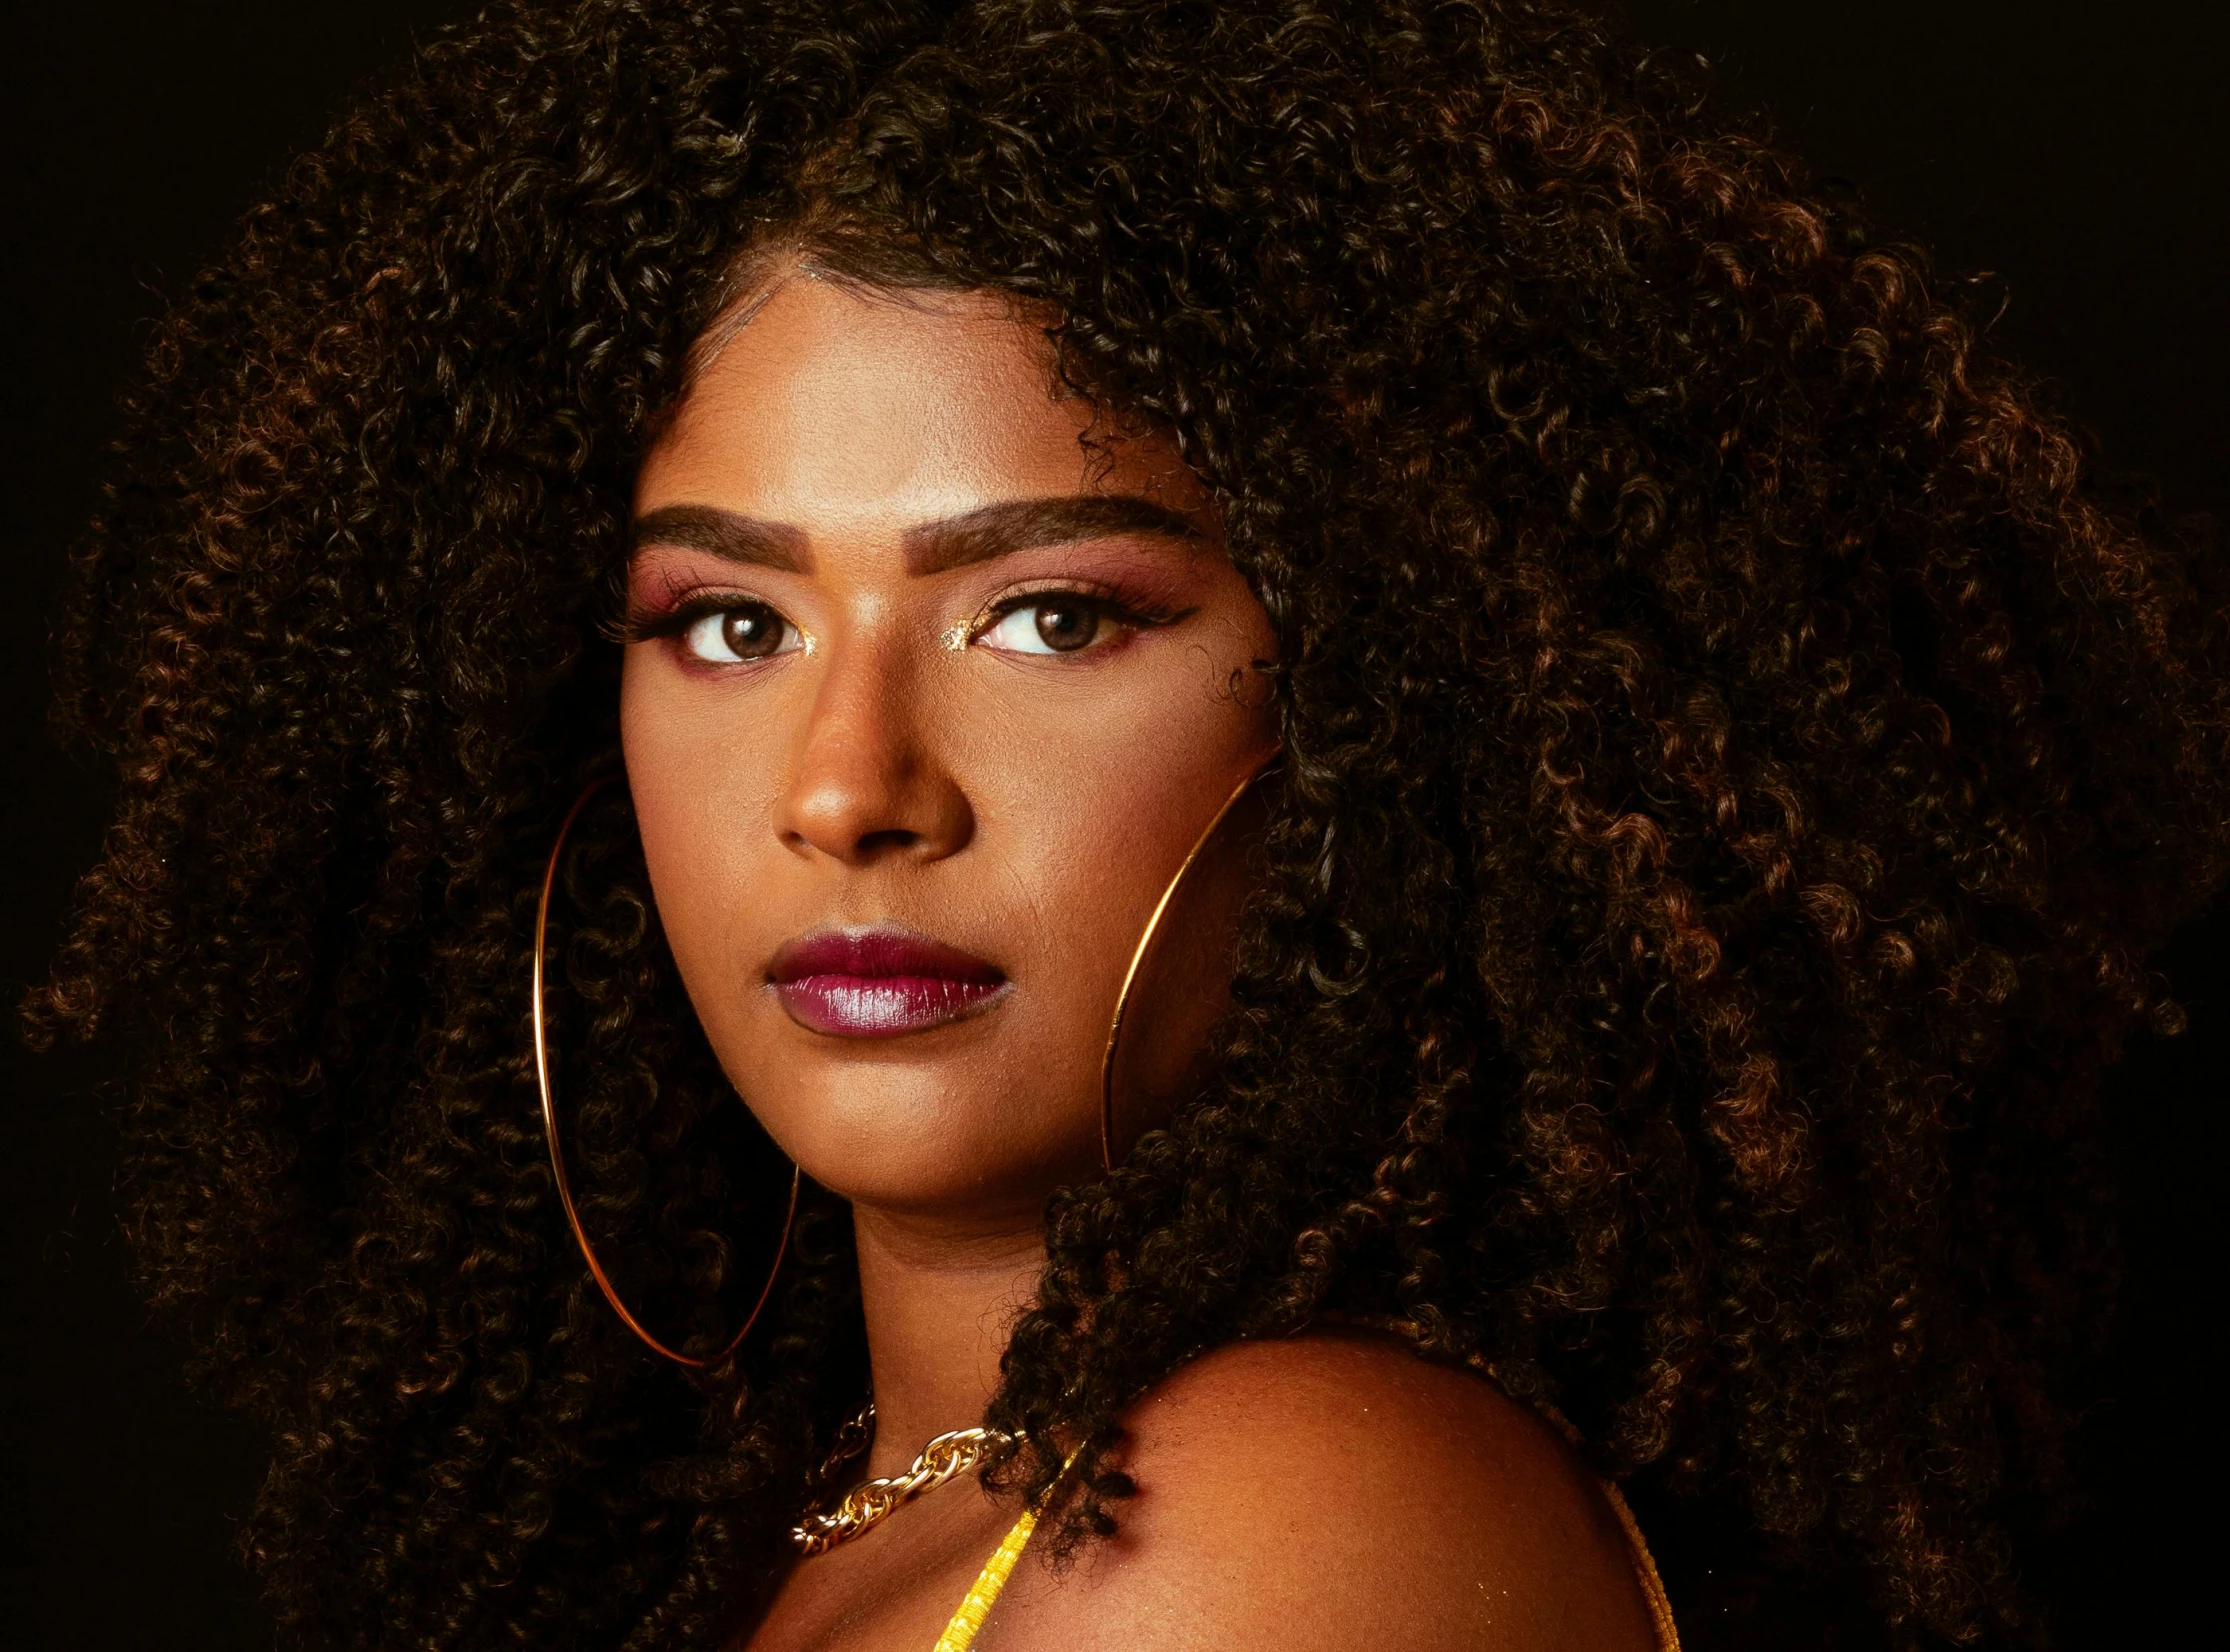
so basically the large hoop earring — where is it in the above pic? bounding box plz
[1099,759,1278,1175]
[532,778,800,1368]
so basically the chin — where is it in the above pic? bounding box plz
[751,1064,1092,1217]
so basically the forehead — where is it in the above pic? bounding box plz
[636,274,1195,526]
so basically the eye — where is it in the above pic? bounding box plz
[976,595,1110,656]
[680,602,797,664]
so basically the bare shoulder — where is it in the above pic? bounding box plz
[999,1328,1660,1652]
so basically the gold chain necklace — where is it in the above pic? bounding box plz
[791,1406,1018,1557]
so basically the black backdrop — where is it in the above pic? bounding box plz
[1,4,2221,1647]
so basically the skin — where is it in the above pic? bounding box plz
[621,268,1657,1652]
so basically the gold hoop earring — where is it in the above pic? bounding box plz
[1099,758,1278,1175]
[533,777,800,1368]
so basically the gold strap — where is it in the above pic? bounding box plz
[931,1505,1041,1652]
[1598,1475,1683,1652]
[929,1444,1084,1652]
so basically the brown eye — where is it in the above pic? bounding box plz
[975,593,1137,656]
[682,603,794,664]
[723,606,784,658]
[1032,598,1101,653]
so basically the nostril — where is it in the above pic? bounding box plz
[853,827,924,858]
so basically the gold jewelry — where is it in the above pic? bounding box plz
[533,778,800,1368]
[811,1402,877,1487]
[1099,759,1278,1174]
[791,1418,1017,1556]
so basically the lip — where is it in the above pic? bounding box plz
[766,925,1010,1039]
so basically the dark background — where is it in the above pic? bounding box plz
[1,3,2221,1647]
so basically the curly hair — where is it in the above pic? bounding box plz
[32,1,2230,1646]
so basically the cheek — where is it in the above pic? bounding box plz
[955,627,1277,1050]
[621,647,699,895]
[618,648,778,1006]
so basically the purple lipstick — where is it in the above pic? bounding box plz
[768,926,1009,1038]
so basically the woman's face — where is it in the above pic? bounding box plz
[622,271,1278,1225]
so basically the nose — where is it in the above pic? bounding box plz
[774,630,974,867]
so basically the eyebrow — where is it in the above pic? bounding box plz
[630,504,809,571]
[628,495,1199,577]
[902,495,1201,574]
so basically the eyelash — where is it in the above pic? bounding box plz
[619,590,770,645]
[619,584,1194,649]
[965,582,1191,646]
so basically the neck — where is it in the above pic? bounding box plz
[850,1201,1046,1478]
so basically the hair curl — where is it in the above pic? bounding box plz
[32,1,2230,1646]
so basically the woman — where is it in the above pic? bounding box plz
[32,0,2229,1647]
